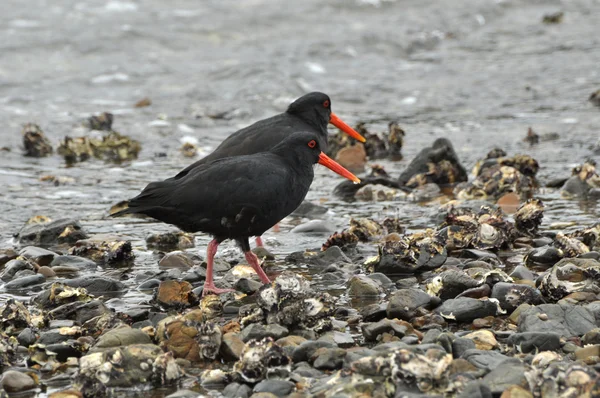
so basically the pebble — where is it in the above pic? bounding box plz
[507,332,561,353]
[311,347,347,370]
[0,370,37,392]
[387,288,433,320]
[156,280,198,308]
[517,303,596,337]
[158,251,195,268]
[346,274,383,296]
[240,323,289,343]
[64,276,126,294]
[435,297,499,323]
[19,246,58,266]
[464,330,498,350]
[4,274,46,290]
[482,358,528,394]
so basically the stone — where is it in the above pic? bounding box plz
[464,330,498,350]
[50,255,97,269]
[0,370,37,392]
[582,328,600,345]
[158,251,195,268]
[311,347,347,370]
[500,385,533,398]
[335,144,367,173]
[292,341,337,363]
[253,379,295,396]
[4,274,46,290]
[223,383,252,398]
[16,218,87,246]
[461,349,511,372]
[19,246,57,266]
[92,327,151,351]
[482,358,528,394]
[507,332,561,353]
[517,303,597,337]
[435,298,499,323]
[575,345,600,361]
[452,337,476,358]
[64,276,126,294]
[387,288,432,320]
[361,318,417,342]
[240,323,289,343]
[346,275,383,296]
[38,266,56,278]
[221,333,246,361]
[236,278,263,294]
[491,282,544,312]
[360,303,388,322]
[457,381,493,398]
[17,328,37,347]
[156,280,198,308]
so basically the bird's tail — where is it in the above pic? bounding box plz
[109,180,173,218]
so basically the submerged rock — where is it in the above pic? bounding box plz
[22,123,53,157]
[15,218,88,247]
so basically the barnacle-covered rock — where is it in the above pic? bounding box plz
[553,233,590,258]
[0,299,33,335]
[561,160,600,199]
[538,258,600,301]
[525,361,600,397]
[368,230,447,274]
[327,121,404,160]
[514,198,544,236]
[74,344,182,394]
[146,231,195,251]
[68,237,134,265]
[473,154,540,178]
[84,112,114,131]
[22,123,53,157]
[322,230,358,251]
[426,270,481,300]
[0,334,18,371]
[15,218,88,246]
[254,272,334,330]
[156,315,222,362]
[58,130,141,165]
[405,159,466,188]
[348,218,383,241]
[232,337,291,383]
[33,282,93,310]
[456,165,536,200]
[567,223,600,250]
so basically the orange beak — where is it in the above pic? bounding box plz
[329,112,366,143]
[318,152,361,183]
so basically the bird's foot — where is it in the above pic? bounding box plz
[255,236,264,247]
[202,284,235,296]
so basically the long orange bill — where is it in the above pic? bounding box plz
[329,112,366,143]
[318,152,361,183]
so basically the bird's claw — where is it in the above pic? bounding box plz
[202,284,235,296]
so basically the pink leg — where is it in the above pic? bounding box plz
[255,236,264,247]
[244,250,271,284]
[273,223,280,233]
[203,239,235,296]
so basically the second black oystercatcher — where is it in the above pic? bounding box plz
[111,131,360,295]
[171,92,365,247]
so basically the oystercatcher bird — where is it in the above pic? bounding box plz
[111,131,360,295]
[170,92,365,247]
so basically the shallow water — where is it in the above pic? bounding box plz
[1,0,599,395]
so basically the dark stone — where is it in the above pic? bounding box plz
[457,381,493,398]
[510,265,535,281]
[360,303,388,322]
[38,330,72,345]
[583,328,600,345]
[63,276,126,294]
[482,358,527,394]
[240,323,289,343]
[461,349,511,372]
[253,379,295,397]
[50,255,97,269]
[361,319,412,342]
[235,278,263,294]
[518,303,597,337]
[368,273,394,289]
[17,328,37,347]
[158,251,195,268]
[435,298,498,323]
[507,332,561,353]
[19,246,57,266]
[46,342,83,361]
[4,274,46,290]
[491,282,544,312]
[138,279,161,290]
[15,218,87,246]
[292,341,337,363]
[49,300,112,325]
[312,347,347,370]
[387,288,432,320]
[1,259,35,281]
[223,382,252,398]
[452,337,476,358]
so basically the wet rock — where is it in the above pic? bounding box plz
[507,332,561,353]
[543,11,564,23]
[69,237,134,265]
[482,358,528,394]
[221,333,245,361]
[147,231,195,251]
[347,275,383,296]
[49,255,97,270]
[34,282,93,309]
[510,265,535,281]
[17,328,37,347]
[253,380,295,397]
[461,349,511,372]
[426,270,481,300]
[4,274,46,290]
[158,251,196,268]
[361,319,419,342]
[369,232,447,274]
[223,383,253,398]
[19,246,57,266]
[15,218,87,246]
[58,130,141,164]
[233,338,291,383]
[435,298,499,323]
[0,369,37,392]
[514,199,544,237]
[92,327,152,351]
[49,300,111,325]
[22,123,53,157]
[524,245,561,267]
[311,347,347,370]
[292,340,337,363]
[0,258,35,281]
[74,344,181,392]
[64,276,125,295]
[491,282,545,312]
[236,278,263,294]
[387,288,433,320]
[518,303,596,337]
[457,381,493,398]
[155,280,198,308]
[574,345,600,362]
[240,323,289,343]
[452,337,476,358]
[0,249,18,267]
[582,328,600,345]
[360,303,388,322]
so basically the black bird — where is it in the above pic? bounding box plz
[111,131,360,295]
[169,92,365,247]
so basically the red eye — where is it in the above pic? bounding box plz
[308,140,317,148]
[323,100,330,108]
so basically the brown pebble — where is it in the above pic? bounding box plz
[37,266,56,278]
[335,144,367,174]
[134,97,152,107]
[497,192,521,214]
[500,385,533,398]
[49,390,84,398]
[156,280,198,307]
[538,313,548,321]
